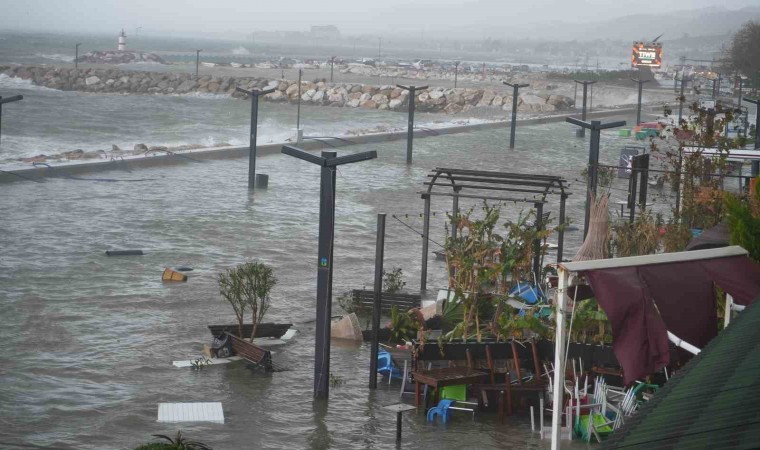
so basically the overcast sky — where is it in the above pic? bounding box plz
[1,0,757,37]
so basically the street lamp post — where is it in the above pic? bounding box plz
[573,80,597,137]
[566,117,626,238]
[0,95,24,148]
[235,87,276,189]
[503,81,529,149]
[454,61,460,88]
[75,43,82,70]
[397,84,428,164]
[631,78,650,125]
[330,56,335,83]
[281,145,377,399]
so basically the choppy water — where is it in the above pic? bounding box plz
[0,72,510,163]
[0,116,645,449]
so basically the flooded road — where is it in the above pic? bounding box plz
[0,120,642,449]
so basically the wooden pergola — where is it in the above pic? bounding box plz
[419,167,570,291]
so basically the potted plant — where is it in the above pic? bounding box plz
[213,261,285,341]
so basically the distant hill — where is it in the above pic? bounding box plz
[496,6,760,42]
[558,6,760,41]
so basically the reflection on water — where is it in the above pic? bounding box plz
[0,121,635,449]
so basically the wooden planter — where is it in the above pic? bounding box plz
[207,323,292,339]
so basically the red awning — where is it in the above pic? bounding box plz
[581,255,760,385]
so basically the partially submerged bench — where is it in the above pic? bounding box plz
[352,289,421,312]
[224,331,273,371]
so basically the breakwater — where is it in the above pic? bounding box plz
[0,65,574,114]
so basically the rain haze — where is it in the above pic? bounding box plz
[1,0,759,39]
[1,0,760,449]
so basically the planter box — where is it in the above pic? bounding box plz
[413,339,535,362]
[207,323,292,339]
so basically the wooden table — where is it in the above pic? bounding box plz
[411,367,488,407]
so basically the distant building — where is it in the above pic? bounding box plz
[310,25,341,41]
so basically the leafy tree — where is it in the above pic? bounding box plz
[240,262,277,342]
[218,268,246,338]
[725,181,760,262]
[724,21,760,77]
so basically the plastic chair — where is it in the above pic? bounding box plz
[440,384,467,401]
[377,351,402,384]
[427,399,455,424]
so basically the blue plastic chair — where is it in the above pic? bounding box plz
[427,399,455,424]
[377,351,403,384]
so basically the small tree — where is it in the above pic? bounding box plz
[218,268,247,338]
[217,261,277,341]
[241,262,277,342]
[382,267,406,293]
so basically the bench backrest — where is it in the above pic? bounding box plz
[225,331,273,371]
[352,289,420,311]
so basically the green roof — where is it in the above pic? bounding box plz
[603,298,760,450]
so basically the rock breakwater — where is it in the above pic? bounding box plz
[0,65,574,114]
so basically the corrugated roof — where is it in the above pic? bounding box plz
[603,298,760,450]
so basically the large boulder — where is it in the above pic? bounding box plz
[85,76,100,86]
[388,98,405,110]
[175,79,197,93]
[492,95,503,106]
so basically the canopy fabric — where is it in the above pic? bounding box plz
[582,255,760,385]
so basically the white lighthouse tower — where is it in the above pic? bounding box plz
[118,29,127,51]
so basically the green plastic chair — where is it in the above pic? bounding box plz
[440,384,467,402]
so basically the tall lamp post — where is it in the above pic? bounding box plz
[330,56,335,83]
[453,61,460,88]
[195,49,202,78]
[503,81,529,149]
[235,87,276,189]
[281,145,377,399]
[631,78,650,125]
[75,43,82,70]
[0,95,24,148]
[566,117,626,238]
[397,84,428,164]
[573,80,597,137]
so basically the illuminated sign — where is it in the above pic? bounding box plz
[632,42,663,68]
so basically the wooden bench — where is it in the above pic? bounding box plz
[224,332,273,372]
[352,289,421,312]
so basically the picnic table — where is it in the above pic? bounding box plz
[411,367,488,407]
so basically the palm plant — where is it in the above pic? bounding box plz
[135,431,212,450]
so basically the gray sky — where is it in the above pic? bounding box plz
[1,0,757,37]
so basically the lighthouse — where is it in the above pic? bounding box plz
[118,29,127,51]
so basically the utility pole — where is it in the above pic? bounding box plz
[195,49,202,78]
[566,117,626,238]
[503,81,529,149]
[281,145,377,399]
[297,69,302,134]
[573,80,596,137]
[397,84,428,164]
[235,87,276,189]
[377,37,382,59]
[330,56,335,83]
[453,61,460,88]
[0,95,23,148]
[75,43,82,70]
[677,74,689,125]
[744,97,760,176]
[631,78,650,125]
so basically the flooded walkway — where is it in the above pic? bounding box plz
[0,120,635,449]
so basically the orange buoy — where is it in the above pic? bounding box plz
[162,268,187,282]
